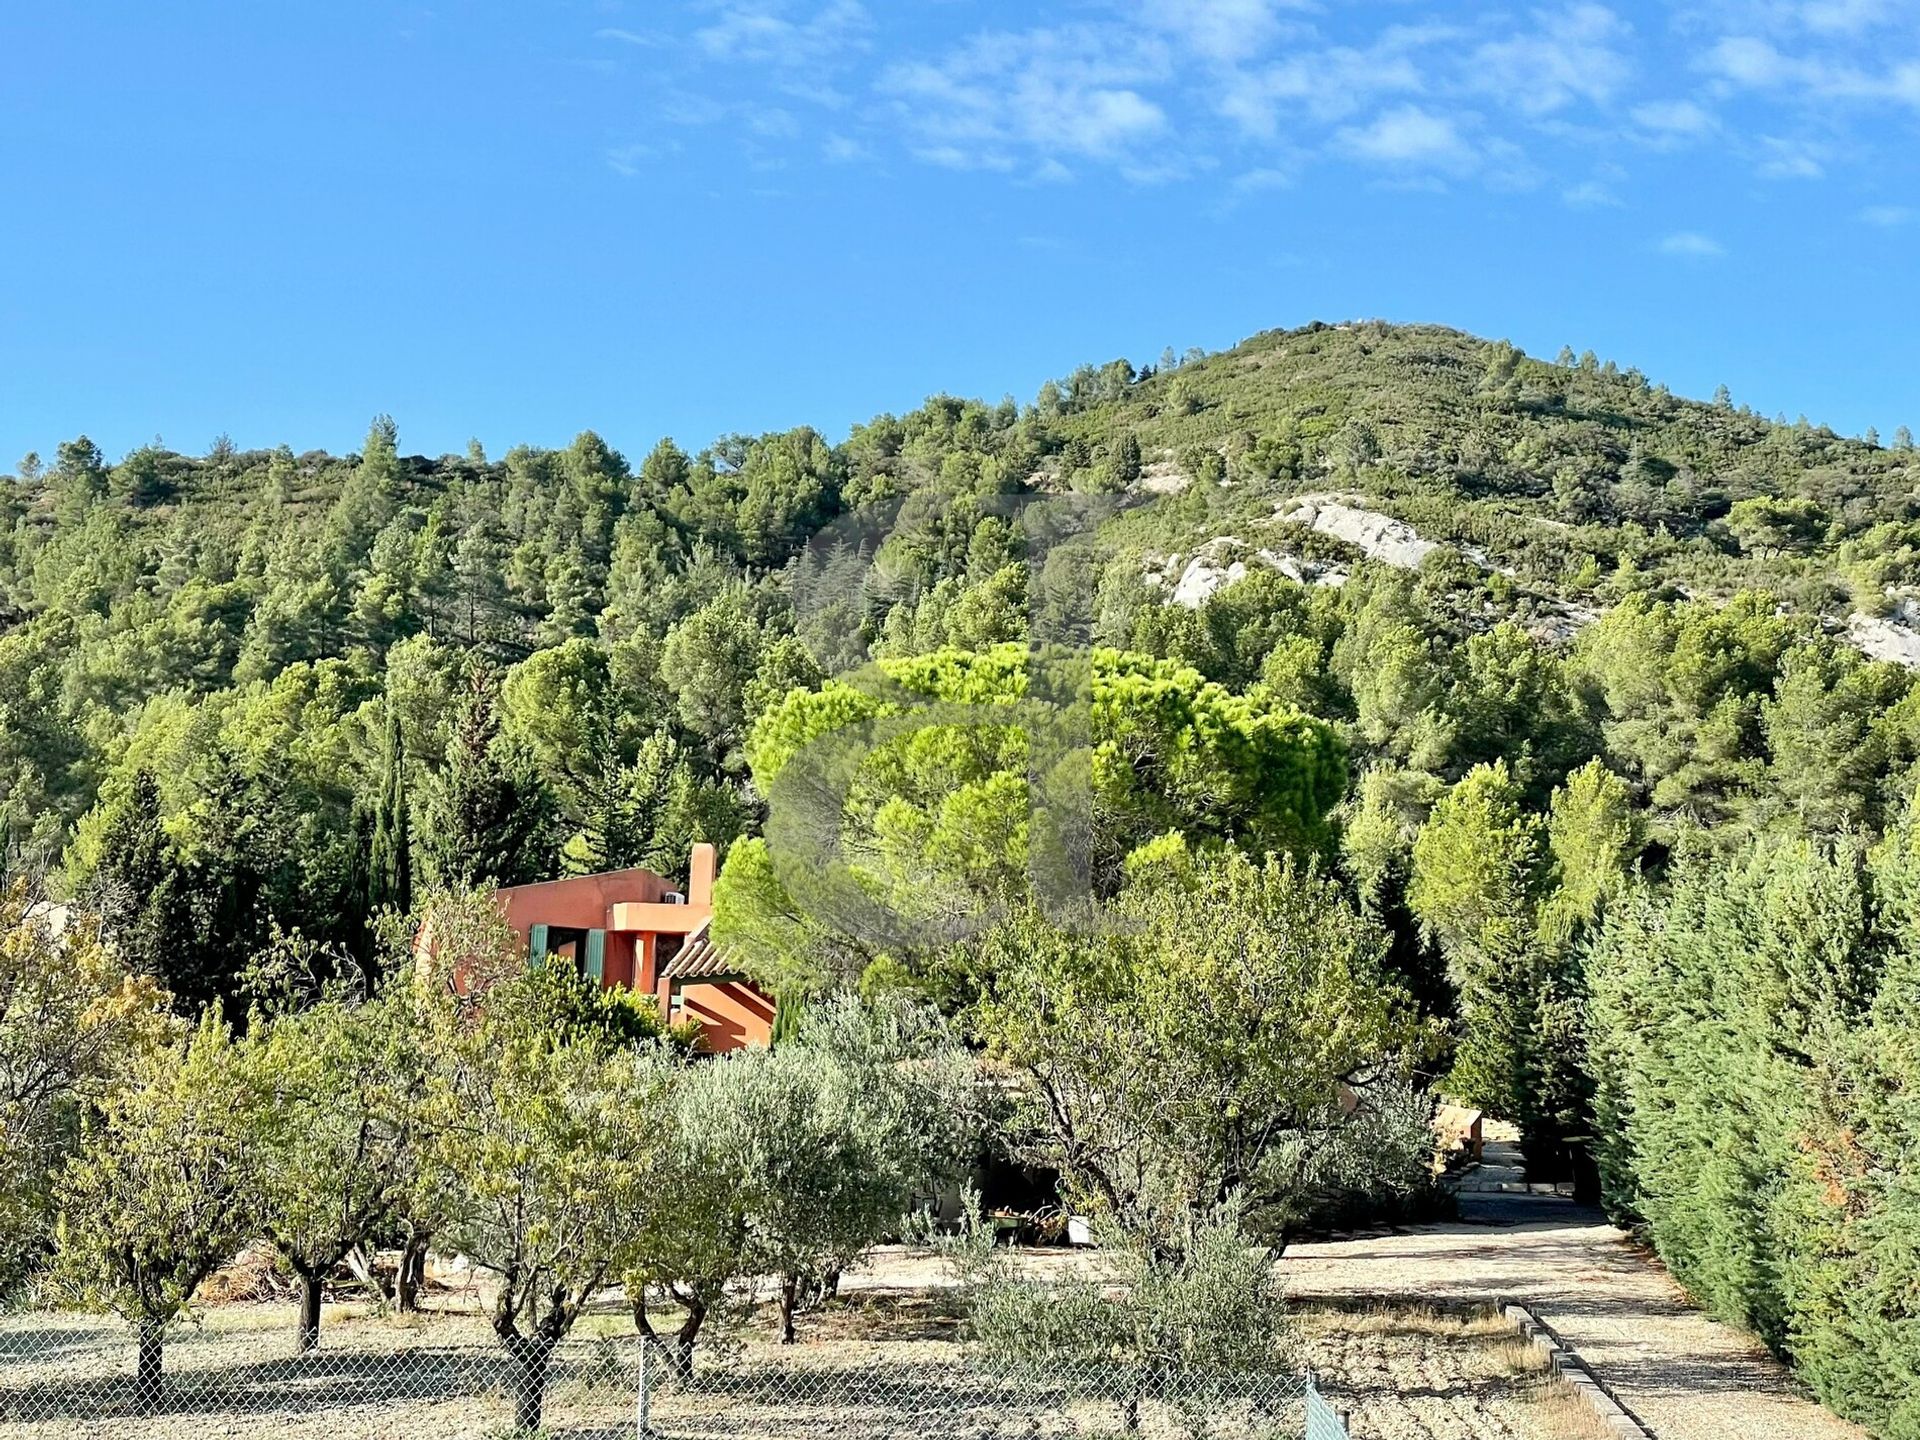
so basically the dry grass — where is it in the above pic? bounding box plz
[1292,1300,1617,1440]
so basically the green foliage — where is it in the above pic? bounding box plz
[0,886,171,1296]
[237,983,420,1350]
[414,969,670,1431]
[1409,760,1548,1114]
[951,1197,1291,1377]
[420,669,557,890]
[1584,825,1920,1435]
[53,1012,257,1399]
[719,644,1346,995]
[967,849,1426,1249]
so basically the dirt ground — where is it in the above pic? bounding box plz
[0,1257,1600,1440]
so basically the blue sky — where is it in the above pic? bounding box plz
[1,1,1915,468]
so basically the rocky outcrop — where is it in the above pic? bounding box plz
[1146,538,1348,608]
[1848,594,1920,669]
[1276,494,1439,569]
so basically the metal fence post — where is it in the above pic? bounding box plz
[635,1336,650,1439]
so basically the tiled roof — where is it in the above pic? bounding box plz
[659,917,741,980]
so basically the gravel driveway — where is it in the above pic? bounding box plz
[1279,1180,1866,1440]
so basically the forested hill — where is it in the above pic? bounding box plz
[4,319,1920,996]
[13,320,1920,1439]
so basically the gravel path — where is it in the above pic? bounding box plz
[1279,1142,1865,1440]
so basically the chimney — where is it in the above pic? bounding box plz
[688,842,716,910]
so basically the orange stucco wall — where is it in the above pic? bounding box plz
[495,868,675,934]
[487,847,775,1053]
[673,979,777,1052]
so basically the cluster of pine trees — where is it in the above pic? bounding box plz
[5,321,1920,1433]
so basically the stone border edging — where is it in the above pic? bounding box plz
[1502,1301,1654,1439]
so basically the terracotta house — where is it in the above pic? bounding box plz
[492,843,776,1052]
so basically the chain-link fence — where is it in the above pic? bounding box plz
[0,1303,1350,1440]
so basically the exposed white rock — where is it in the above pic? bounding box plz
[1148,537,1349,608]
[1276,494,1439,569]
[1847,594,1920,669]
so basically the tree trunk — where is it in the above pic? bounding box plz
[134,1319,164,1412]
[669,1295,706,1382]
[506,1335,556,1434]
[396,1231,430,1314]
[631,1288,655,1337]
[345,1243,394,1303]
[296,1269,323,1354]
[778,1275,799,1345]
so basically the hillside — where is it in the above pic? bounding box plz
[4,320,1919,874]
[9,322,1920,1437]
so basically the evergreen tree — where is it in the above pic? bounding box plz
[421,670,556,889]
[368,699,413,915]
[1408,760,1547,1115]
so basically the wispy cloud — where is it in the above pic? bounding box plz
[878,24,1171,171]
[594,27,661,49]
[1631,98,1716,138]
[692,0,871,67]
[1563,177,1625,207]
[597,0,1919,209]
[1468,4,1632,115]
[1336,106,1477,170]
[1659,230,1727,258]
[1755,135,1827,177]
[1701,33,1920,108]
[1859,203,1914,226]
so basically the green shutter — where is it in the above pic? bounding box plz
[528,924,550,970]
[585,928,606,985]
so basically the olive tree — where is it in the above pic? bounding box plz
[952,1197,1289,1376]
[415,971,670,1434]
[626,996,976,1365]
[53,1013,257,1408]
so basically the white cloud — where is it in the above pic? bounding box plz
[1859,203,1914,225]
[1563,178,1624,207]
[822,133,870,163]
[1756,135,1826,177]
[1233,165,1293,192]
[1659,230,1727,257]
[1335,106,1477,169]
[879,24,1171,169]
[1701,33,1920,109]
[605,140,681,177]
[613,0,1915,205]
[1139,0,1310,65]
[1798,0,1897,35]
[595,27,662,48]
[1218,36,1429,137]
[1470,4,1633,115]
[1704,35,1796,86]
[1632,98,1717,136]
[693,0,871,66]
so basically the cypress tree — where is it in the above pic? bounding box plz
[368,701,412,914]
